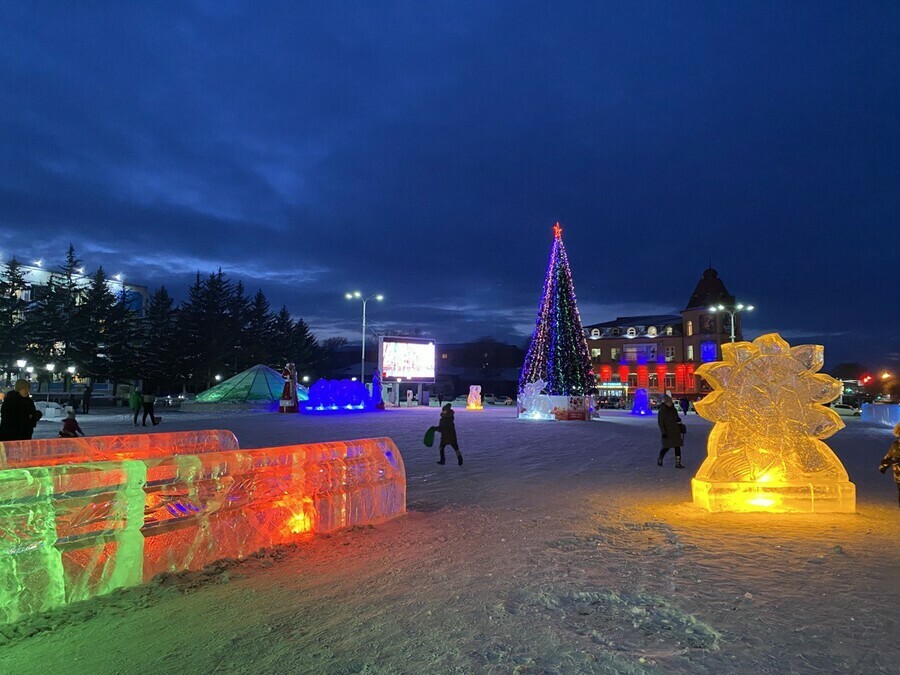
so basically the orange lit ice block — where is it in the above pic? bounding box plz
[0,429,240,468]
[0,435,405,624]
[693,333,855,513]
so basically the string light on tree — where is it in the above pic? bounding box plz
[519,222,594,396]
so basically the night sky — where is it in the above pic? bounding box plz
[2,2,898,369]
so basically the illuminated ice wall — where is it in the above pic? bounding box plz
[693,333,855,513]
[0,432,406,624]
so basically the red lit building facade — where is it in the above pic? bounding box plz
[583,268,744,400]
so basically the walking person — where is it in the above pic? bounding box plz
[879,422,900,508]
[435,403,463,466]
[679,397,689,415]
[81,385,92,414]
[0,379,42,441]
[129,387,143,427]
[657,395,685,468]
[141,387,159,427]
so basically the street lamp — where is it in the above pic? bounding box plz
[708,303,755,343]
[345,291,384,382]
[45,363,55,402]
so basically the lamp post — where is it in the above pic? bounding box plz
[45,363,55,402]
[708,303,755,343]
[345,291,383,383]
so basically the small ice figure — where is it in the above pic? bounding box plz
[631,388,651,416]
[466,385,482,410]
[519,379,552,418]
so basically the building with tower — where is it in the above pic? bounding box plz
[583,268,746,401]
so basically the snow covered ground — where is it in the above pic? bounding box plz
[2,407,898,674]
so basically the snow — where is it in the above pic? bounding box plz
[3,406,898,674]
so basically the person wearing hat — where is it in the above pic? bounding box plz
[59,409,85,438]
[0,379,42,441]
[435,402,463,466]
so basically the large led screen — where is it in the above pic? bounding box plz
[380,337,435,382]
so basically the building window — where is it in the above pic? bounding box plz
[686,321,693,337]
[647,326,657,337]
[627,373,638,388]
[590,328,600,339]
[700,341,717,362]
[687,345,694,361]
[700,314,716,334]
[591,348,601,359]
[442,353,448,359]
[648,373,658,388]
[611,328,620,336]
[665,326,673,336]
[665,346,675,362]
[610,348,620,362]
[665,373,676,390]
[626,327,636,337]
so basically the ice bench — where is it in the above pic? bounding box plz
[0,432,406,624]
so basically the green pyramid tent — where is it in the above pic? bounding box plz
[194,364,308,404]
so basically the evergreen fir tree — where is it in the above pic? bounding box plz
[270,305,295,367]
[73,268,118,383]
[291,316,319,375]
[0,257,29,381]
[519,223,594,396]
[142,286,178,386]
[57,244,85,387]
[244,289,275,366]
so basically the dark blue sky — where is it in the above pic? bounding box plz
[2,1,898,368]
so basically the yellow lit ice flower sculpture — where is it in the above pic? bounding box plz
[693,333,855,513]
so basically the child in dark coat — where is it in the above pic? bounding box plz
[436,403,463,466]
[879,422,900,508]
[59,411,85,438]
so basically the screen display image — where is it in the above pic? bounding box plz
[380,338,435,381]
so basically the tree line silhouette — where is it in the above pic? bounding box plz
[0,245,329,394]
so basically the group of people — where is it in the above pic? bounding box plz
[128,387,160,427]
[0,379,86,440]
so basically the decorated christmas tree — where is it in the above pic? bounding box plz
[519,223,594,396]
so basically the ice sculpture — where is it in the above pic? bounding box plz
[693,333,855,513]
[301,379,370,413]
[0,434,406,624]
[466,385,483,410]
[630,388,652,416]
[0,429,239,469]
[519,379,553,419]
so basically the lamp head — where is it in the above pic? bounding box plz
[376,294,384,301]
[747,305,754,311]
[353,291,361,298]
[708,306,717,312]
[345,293,353,300]
[717,304,725,311]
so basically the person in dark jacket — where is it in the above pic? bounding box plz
[141,387,159,427]
[679,397,690,415]
[0,379,42,441]
[879,422,900,508]
[657,395,685,468]
[436,403,463,466]
[81,385,92,414]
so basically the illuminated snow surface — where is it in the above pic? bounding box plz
[2,407,898,674]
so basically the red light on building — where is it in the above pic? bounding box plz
[619,365,630,384]
[600,364,612,382]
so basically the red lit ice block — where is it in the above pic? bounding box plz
[0,430,240,469]
[0,436,405,624]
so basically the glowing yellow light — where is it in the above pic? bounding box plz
[692,333,855,513]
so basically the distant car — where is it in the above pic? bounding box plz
[495,395,514,406]
[831,403,861,417]
[483,394,497,405]
[454,395,468,403]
